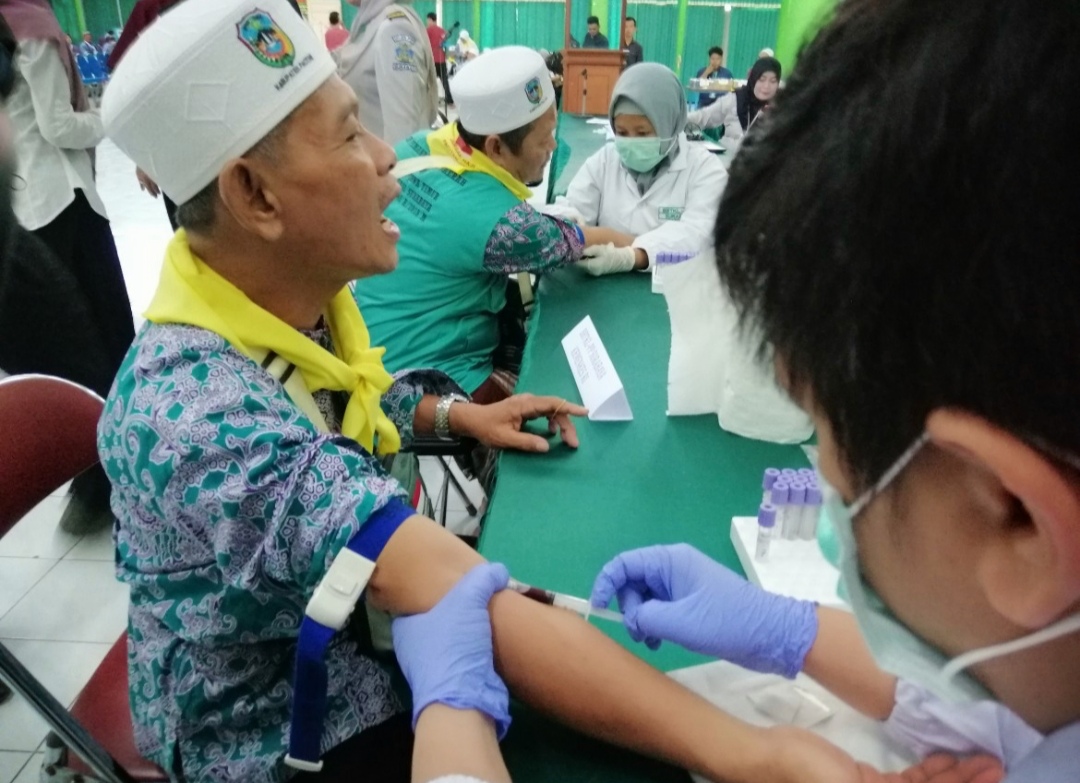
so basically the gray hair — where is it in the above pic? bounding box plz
[176,115,293,234]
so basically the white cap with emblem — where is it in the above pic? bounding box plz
[102,0,336,205]
[451,46,554,136]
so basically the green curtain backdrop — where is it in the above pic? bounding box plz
[625,0,679,74]
[441,0,474,38]
[342,1,438,31]
[53,0,138,39]
[682,2,725,82]
[47,0,783,86]
[489,0,564,51]
[50,0,82,40]
[727,4,779,75]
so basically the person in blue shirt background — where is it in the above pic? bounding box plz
[695,45,732,108]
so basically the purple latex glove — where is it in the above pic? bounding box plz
[392,563,512,738]
[590,544,819,678]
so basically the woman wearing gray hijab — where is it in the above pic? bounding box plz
[554,63,728,276]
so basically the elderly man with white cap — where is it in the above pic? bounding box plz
[355,46,641,407]
[96,3,834,783]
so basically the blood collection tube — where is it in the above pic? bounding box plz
[762,467,781,505]
[770,481,790,535]
[800,486,823,540]
[781,468,799,482]
[798,468,816,481]
[785,482,806,540]
[756,504,777,560]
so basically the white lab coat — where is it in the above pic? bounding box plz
[687,92,744,155]
[557,135,728,267]
[338,4,438,145]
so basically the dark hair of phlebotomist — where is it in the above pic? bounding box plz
[714,0,1080,489]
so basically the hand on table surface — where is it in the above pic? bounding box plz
[453,394,587,452]
[392,563,513,736]
[880,754,1004,783]
[591,543,818,677]
[136,167,160,198]
[578,243,638,276]
[766,728,1004,783]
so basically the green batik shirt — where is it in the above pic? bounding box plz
[98,322,459,783]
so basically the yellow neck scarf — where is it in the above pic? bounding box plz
[145,231,401,455]
[425,122,533,201]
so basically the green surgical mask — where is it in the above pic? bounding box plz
[818,433,1080,704]
[614,136,673,173]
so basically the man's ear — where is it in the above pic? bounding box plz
[217,157,285,242]
[483,134,504,162]
[927,408,1080,629]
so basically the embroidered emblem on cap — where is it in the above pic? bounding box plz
[237,9,296,69]
[524,77,543,106]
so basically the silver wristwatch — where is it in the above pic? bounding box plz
[434,393,468,440]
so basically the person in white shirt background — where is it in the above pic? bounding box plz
[687,56,780,154]
[0,0,134,534]
[553,62,727,276]
[337,0,439,145]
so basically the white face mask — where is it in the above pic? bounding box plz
[819,433,1080,703]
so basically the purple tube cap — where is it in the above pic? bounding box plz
[806,487,823,504]
[758,504,777,527]
[770,482,790,504]
[798,468,816,478]
[781,468,799,478]
[762,467,781,489]
[788,485,807,503]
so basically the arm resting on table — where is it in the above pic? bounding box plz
[368,517,778,783]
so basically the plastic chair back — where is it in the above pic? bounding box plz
[0,375,103,537]
[0,374,165,781]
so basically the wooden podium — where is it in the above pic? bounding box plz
[562,49,625,116]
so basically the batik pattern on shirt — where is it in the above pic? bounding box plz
[98,322,453,783]
[482,203,585,274]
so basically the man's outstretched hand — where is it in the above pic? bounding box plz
[453,394,588,452]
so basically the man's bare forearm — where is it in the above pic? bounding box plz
[369,517,773,783]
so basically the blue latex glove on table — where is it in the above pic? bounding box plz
[590,544,819,678]
[392,562,512,738]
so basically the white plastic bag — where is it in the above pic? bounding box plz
[663,251,813,443]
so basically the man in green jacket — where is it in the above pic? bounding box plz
[355,46,640,403]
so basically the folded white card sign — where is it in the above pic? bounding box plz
[561,316,633,421]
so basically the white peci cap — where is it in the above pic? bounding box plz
[451,46,554,136]
[102,0,336,205]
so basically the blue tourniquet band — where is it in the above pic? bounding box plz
[287,498,416,767]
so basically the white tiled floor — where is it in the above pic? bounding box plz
[0,124,494,781]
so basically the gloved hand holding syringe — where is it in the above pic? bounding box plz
[507,578,623,623]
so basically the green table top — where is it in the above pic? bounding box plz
[549,114,607,200]
[480,265,808,671]
[478,267,809,782]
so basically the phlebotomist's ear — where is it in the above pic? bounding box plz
[926,408,1080,631]
[217,155,286,242]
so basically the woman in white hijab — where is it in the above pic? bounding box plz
[337,0,439,144]
[554,63,728,275]
[456,29,479,60]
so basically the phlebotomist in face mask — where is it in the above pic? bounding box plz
[588,1,1080,780]
[553,63,728,278]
